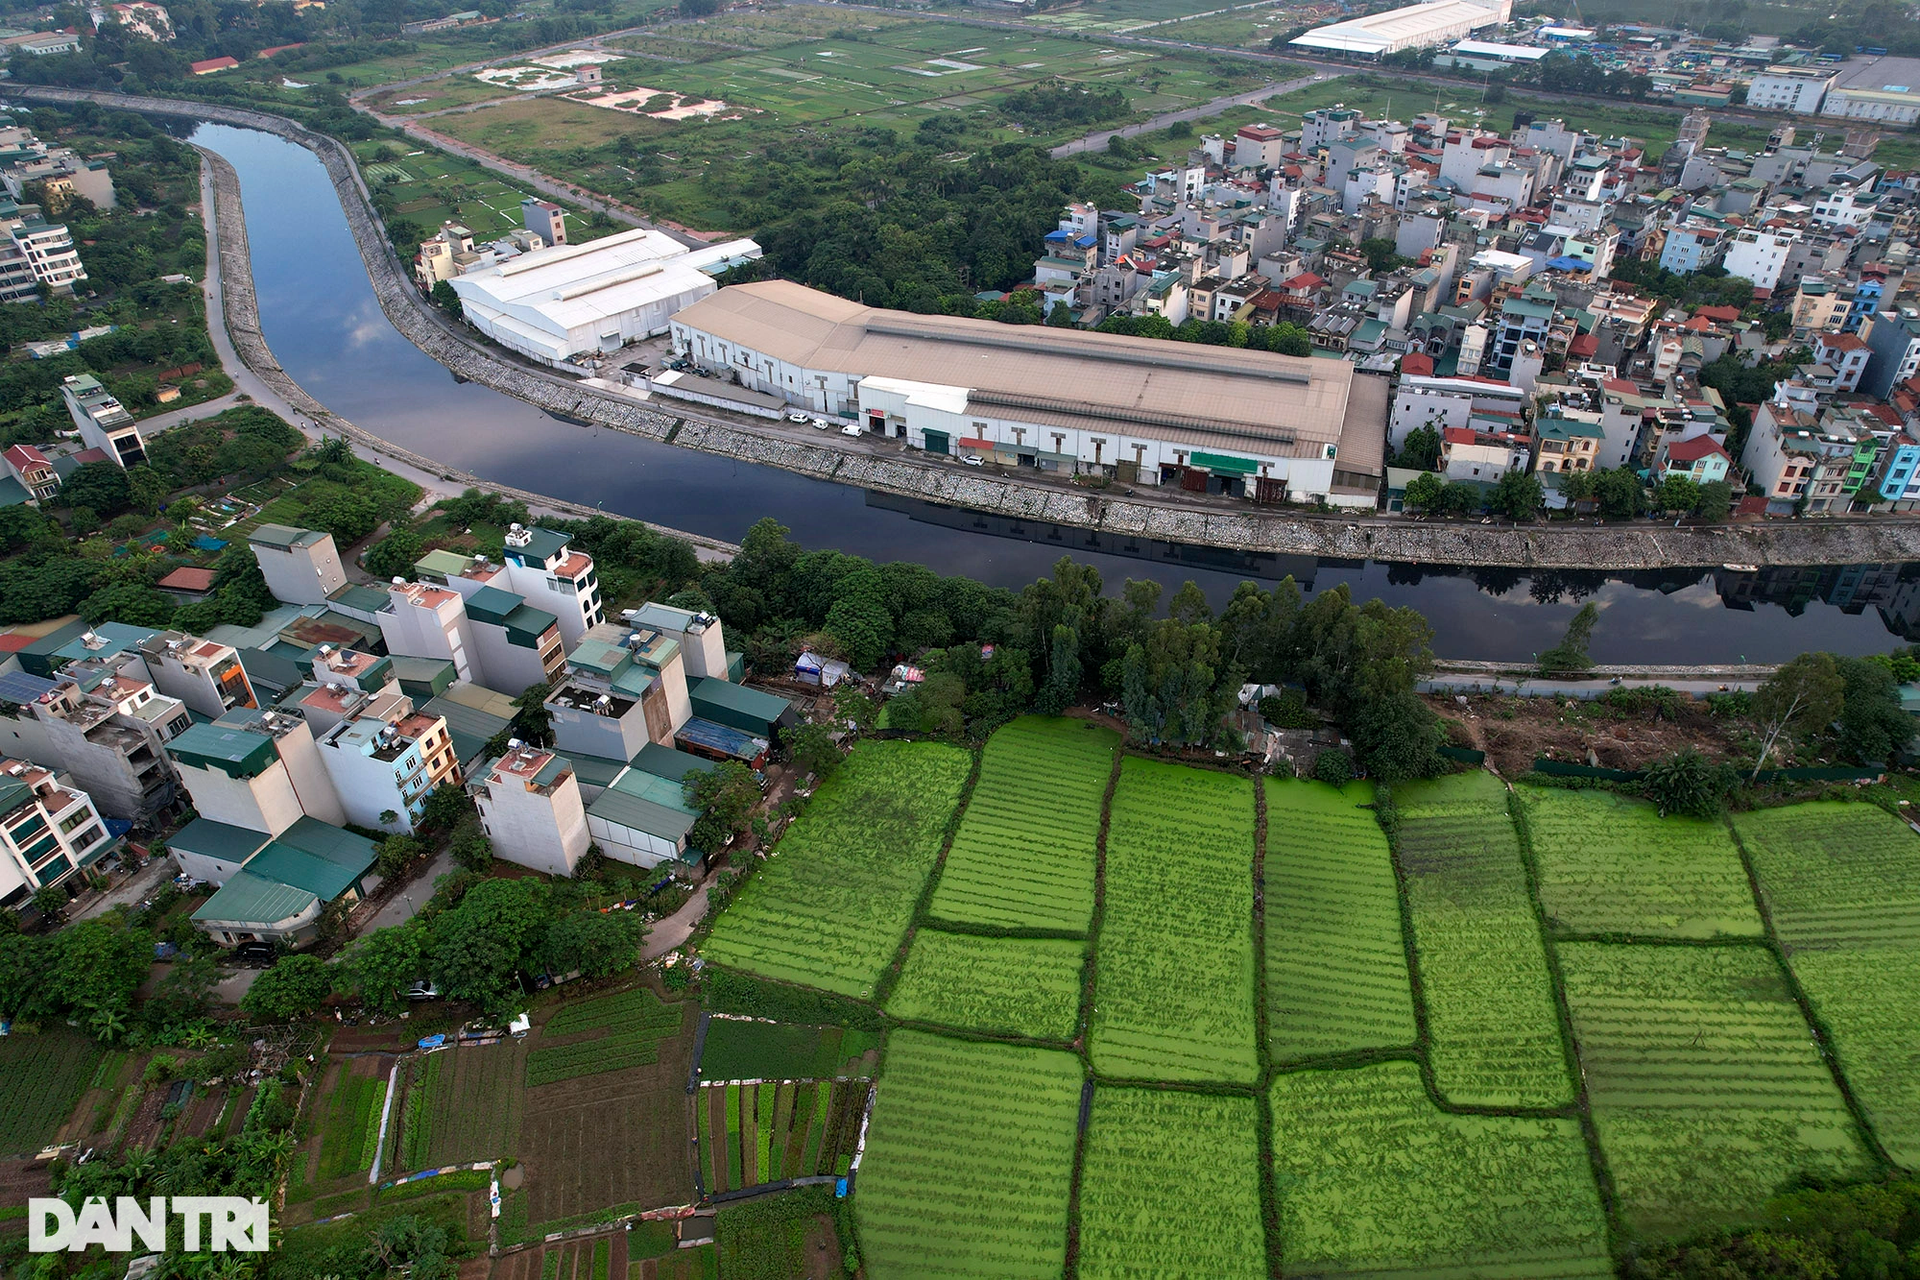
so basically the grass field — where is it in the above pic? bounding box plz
[1264,778,1418,1064]
[702,740,973,998]
[886,931,1085,1041]
[0,1028,102,1157]
[924,715,1117,933]
[696,1020,881,1084]
[1268,1061,1612,1278]
[1076,1089,1265,1280]
[1394,773,1573,1109]
[1735,801,1920,1168]
[1091,759,1260,1085]
[855,1031,1081,1279]
[1558,943,1874,1239]
[1520,788,1763,939]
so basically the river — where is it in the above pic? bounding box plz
[186,121,1920,664]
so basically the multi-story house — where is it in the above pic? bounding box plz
[1656,435,1731,485]
[314,697,459,834]
[168,707,345,836]
[1533,410,1603,475]
[0,758,114,907]
[1438,422,1532,483]
[546,622,693,764]
[2,443,58,504]
[1860,309,1920,400]
[1810,331,1873,394]
[1790,275,1850,337]
[1656,222,1726,275]
[248,524,348,605]
[2,205,86,297]
[136,632,256,720]
[470,745,589,877]
[0,661,186,820]
[1741,401,1866,512]
[377,581,479,685]
[59,373,144,468]
[1489,290,1556,375]
[1722,227,1797,293]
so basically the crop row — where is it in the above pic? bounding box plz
[1520,788,1761,940]
[314,1065,385,1182]
[544,988,687,1036]
[855,1031,1080,1279]
[1077,1089,1265,1280]
[1264,778,1418,1064]
[886,931,1084,1041]
[702,1078,863,1193]
[925,715,1118,934]
[1091,759,1260,1085]
[1557,942,1873,1240]
[1394,773,1573,1109]
[703,741,974,998]
[1734,802,1920,1166]
[0,1028,102,1156]
[401,1055,437,1170]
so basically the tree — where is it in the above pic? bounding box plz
[1312,749,1354,785]
[79,581,175,628]
[429,879,549,1015]
[32,884,68,921]
[833,684,877,733]
[342,919,425,1015]
[1349,691,1446,782]
[50,916,151,1029]
[508,682,553,747]
[687,761,760,853]
[1403,472,1444,514]
[364,528,424,580]
[1538,603,1599,677]
[451,820,493,872]
[537,909,644,981]
[58,461,132,517]
[785,721,841,782]
[1750,652,1844,780]
[430,280,463,320]
[1490,470,1544,522]
[1833,656,1914,765]
[1397,425,1442,471]
[125,465,170,516]
[1594,468,1646,520]
[1655,474,1701,516]
[1034,623,1082,714]
[241,954,334,1021]
[301,489,380,546]
[1641,748,1738,818]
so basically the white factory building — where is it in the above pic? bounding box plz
[1289,0,1511,58]
[668,280,1387,506]
[448,226,762,367]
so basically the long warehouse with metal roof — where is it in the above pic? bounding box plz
[668,280,1387,505]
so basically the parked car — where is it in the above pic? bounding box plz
[810,416,833,430]
[783,410,811,424]
[961,454,985,467]
[405,979,441,1001]
[841,424,864,438]
[232,942,278,968]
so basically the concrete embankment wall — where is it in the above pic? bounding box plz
[15,85,1920,571]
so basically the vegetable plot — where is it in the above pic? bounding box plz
[1558,942,1873,1239]
[699,1079,865,1193]
[1264,778,1418,1063]
[1268,1061,1611,1278]
[925,715,1117,933]
[855,1031,1081,1279]
[526,989,687,1087]
[1077,1089,1266,1280]
[0,1028,101,1156]
[703,741,973,997]
[1519,788,1763,939]
[1735,801,1920,1167]
[1394,773,1573,1108]
[1091,759,1260,1085]
[886,931,1084,1041]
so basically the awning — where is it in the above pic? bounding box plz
[958,437,993,450]
[1190,451,1261,475]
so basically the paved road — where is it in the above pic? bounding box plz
[135,390,244,437]
[1051,72,1338,157]
[70,855,173,922]
[642,871,714,961]
[358,848,452,935]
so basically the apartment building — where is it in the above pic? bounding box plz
[546,623,692,764]
[314,697,459,834]
[59,373,145,468]
[136,632,256,720]
[1722,228,1797,293]
[0,758,114,907]
[0,665,184,820]
[1387,374,1529,452]
[471,745,589,877]
[1,205,86,299]
[168,708,345,836]
[248,524,348,605]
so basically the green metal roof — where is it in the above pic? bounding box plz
[561,751,629,791]
[0,778,33,823]
[503,604,557,649]
[327,583,391,615]
[249,523,326,551]
[0,476,29,507]
[413,549,473,581]
[169,722,276,778]
[390,656,456,699]
[423,694,510,764]
[507,527,570,563]
[244,819,375,902]
[632,742,716,785]
[168,817,270,867]
[464,585,524,627]
[588,767,698,844]
[192,869,318,929]
[688,677,791,734]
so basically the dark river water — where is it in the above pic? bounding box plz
[186,121,1919,664]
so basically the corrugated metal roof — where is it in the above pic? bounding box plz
[192,869,317,929]
[688,677,791,731]
[632,742,716,785]
[424,694,510,765]
[168,817,270,866]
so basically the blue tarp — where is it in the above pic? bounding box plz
[417,1034,447,1050]
[192,535,228,551]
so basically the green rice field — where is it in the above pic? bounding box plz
[924,715,1116,933]
[1090,758,1260,1085]
[702,740,973,997]
[886,931,1084,1041]
[1268,1061,1612,1278]
[1394,773,1573,1108]
[1735,801,1920,1167]
[1558,942,1874,1239]
[696,1020,880,1084]
[1263,778,1418,1064]
[1075,1089,1265,1280]
[1520,788,1764,939]
[855,1031,1081,1279]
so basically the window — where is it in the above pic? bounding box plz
[71,825,102,850]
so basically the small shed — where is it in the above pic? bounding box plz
[794,650,852,688]
[688,676,795,737]
[675,717,770,769]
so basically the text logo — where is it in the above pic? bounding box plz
[29,1197,270,1253]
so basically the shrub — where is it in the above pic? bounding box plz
[1312,750,1355,786]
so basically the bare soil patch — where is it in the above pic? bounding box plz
[1432,691,1750,778]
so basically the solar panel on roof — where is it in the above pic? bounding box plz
[0,671,57,704]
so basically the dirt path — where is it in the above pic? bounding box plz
[641,872,715,961]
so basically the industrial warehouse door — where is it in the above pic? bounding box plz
[1180,469,1209,493]
[923,430,949,455]
[1255,477,1286,504]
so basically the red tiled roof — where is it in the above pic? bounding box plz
[158,567,217,592]
[1568,333,1598,358]
[191,55,238,73]
[71,447,110,464]
[1280,272,1324,290]
[1399,352,1434,376]
[4,443,49,468]
[1815,332,1868,352]
[1665,435,1728,463]
[0,634,34,653]
[1442,427,1479,445]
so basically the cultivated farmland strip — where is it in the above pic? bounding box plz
[886,931,1084,1041]
[1394,772,1573,1109]
[1734,801,1920,1167]
[703,741,973,997]
[925,716,1119,934]
[1264,778,1418,1063]
[1091,758,1260,1085]
[1557,942,1874,1240]
[855,1030,1081,1279]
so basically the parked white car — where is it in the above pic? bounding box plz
[784,410,811,424]
[961,454,985,467]
[841,424,864,438]
[811,417,833,430]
